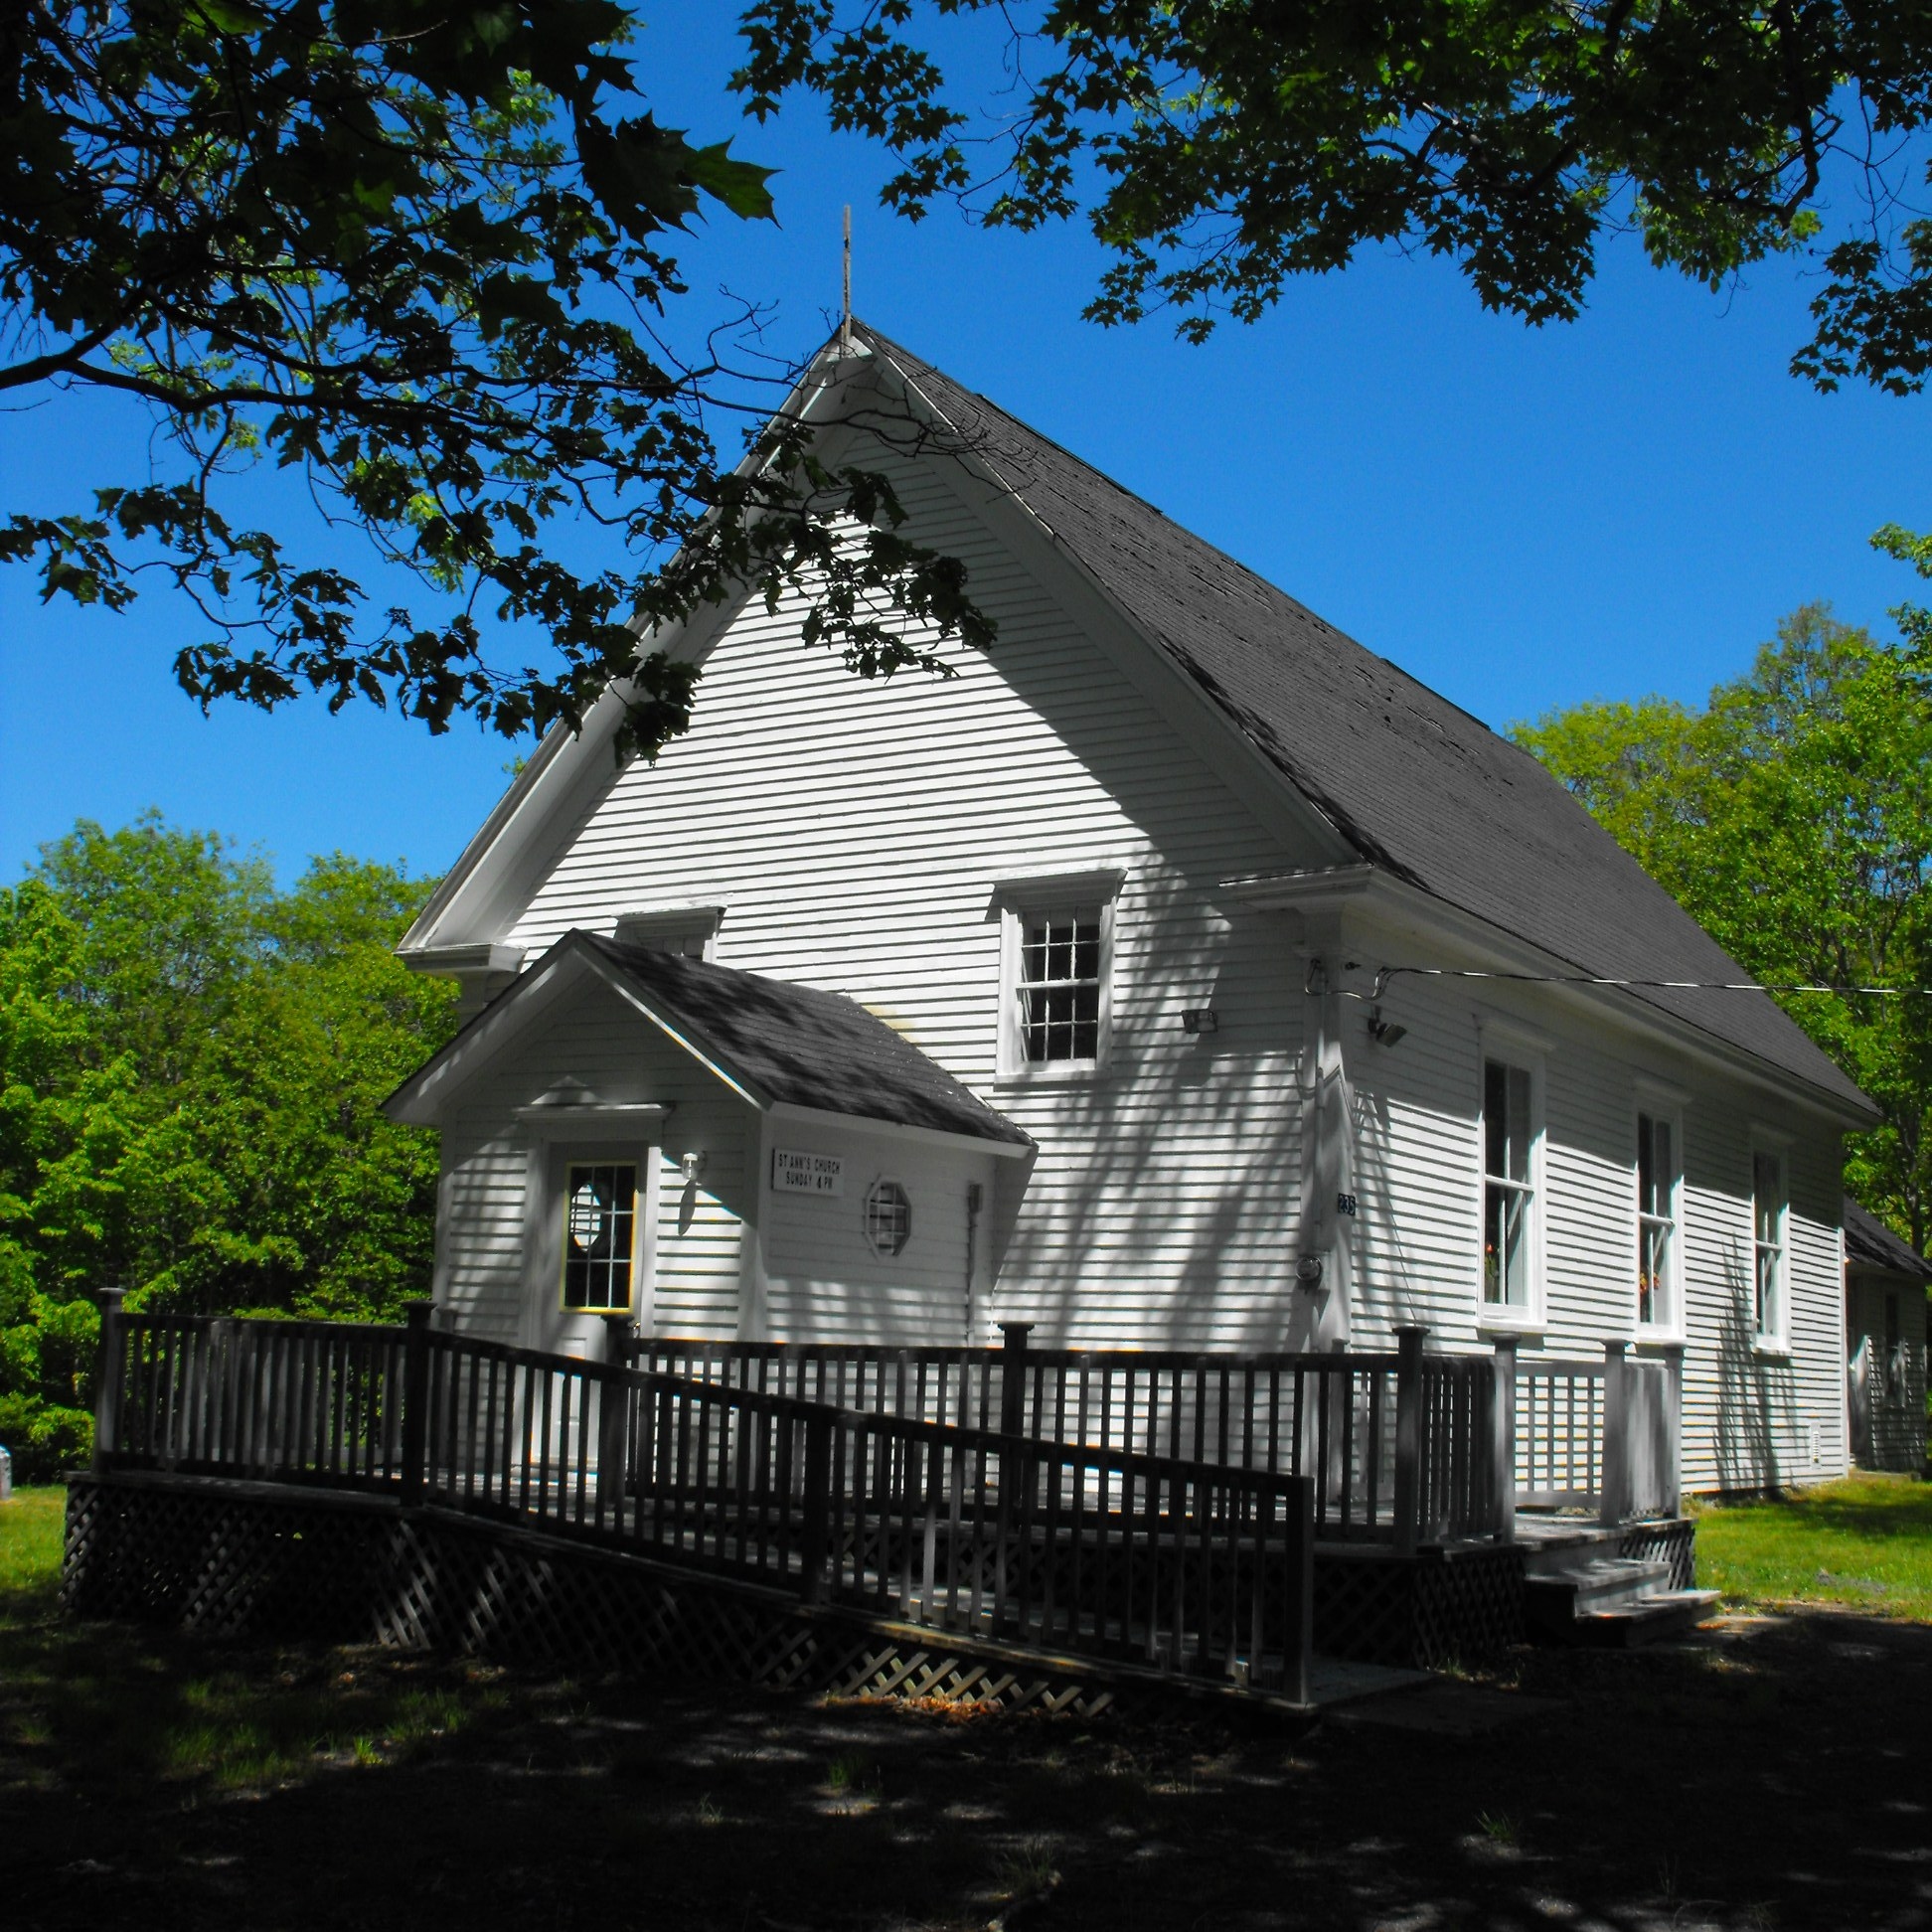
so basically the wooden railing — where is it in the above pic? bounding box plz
[90,1299,1314,1700]
[99,1307,407,1489]
[1514,1356,1605,1509]
[1504,1341,1680,1523]
[424,1335,1314,1696]
[632,1327,1504,1544]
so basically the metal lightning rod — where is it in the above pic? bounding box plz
[840,205,852,354]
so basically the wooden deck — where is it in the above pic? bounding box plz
[81,1303,1678,1690]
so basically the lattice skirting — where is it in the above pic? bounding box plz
[1617,1518,1697,1590]
[1315,1543,1526,1669]
[62,1476,1122,1717]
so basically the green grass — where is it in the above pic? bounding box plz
[1692,1472,1932,1619]
[0,1485,67,1621]
[0,1483,505,1797]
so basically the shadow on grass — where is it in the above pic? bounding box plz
[4,1599,1931,1932]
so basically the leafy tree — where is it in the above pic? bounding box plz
[1515,604,1932,1251]
[0,816,458,1477]
[2,1,991,755]
[739,2,1932,389]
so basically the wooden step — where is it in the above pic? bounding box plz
[1569,1589,1721,1648]
[1525,1556,1676,1623]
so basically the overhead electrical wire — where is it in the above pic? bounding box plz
[1363,965,1932,1000]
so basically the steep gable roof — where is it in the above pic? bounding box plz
[857,323,1870,1116]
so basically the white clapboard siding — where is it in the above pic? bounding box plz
[1850,1277,1929,1469]
[453,439,1854,1489]
[436,980,748,1344]
[1346,966,1848,1490]
[504,452,1319,1350]
[761,1125,999,1347]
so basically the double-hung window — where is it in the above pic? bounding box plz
[1636,1111,1679,1332]
[1482,1057,1537,1310]
[996,871,1122,1078]
[1752,1150,1786,1347]
[1019,910,1102,1063]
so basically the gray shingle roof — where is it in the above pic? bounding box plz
[857,324,1872,1117]
[1845,1198,1930,1278]
[581,934,1032,1148]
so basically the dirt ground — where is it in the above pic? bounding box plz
[2,1608,1928,1932]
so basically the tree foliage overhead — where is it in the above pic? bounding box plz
[739,2,1932,388]
[2,1,992,753]
[0,815,459,1477]
[1515,601,1932,1251]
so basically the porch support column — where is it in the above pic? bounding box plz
[1600,1339,1630,1528]
[1659,1342,1685,1520]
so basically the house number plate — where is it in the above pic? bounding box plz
[772,1150,844,1196]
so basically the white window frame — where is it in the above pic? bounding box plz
[993,870,1123,1083]
[561,1159,642,1315]
[612,903,724,960]
[863,1176,913,1258]
[1475,1028,1546,1330]
[1750,1142,1789,1354]
[1633,1098,1685,1341]
[519,1129,663,1346]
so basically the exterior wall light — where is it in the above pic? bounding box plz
[1294,1254,1325,1291]
[679,1151,708,1184]
[1367,1008,1407,1047]
[1182,1009,1219,1035]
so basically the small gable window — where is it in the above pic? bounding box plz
[864,1180,912,1257]
[563,1162,637,1312]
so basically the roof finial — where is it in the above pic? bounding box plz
[841,204,852,355]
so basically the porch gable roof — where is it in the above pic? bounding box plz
[385,930,1033,1152]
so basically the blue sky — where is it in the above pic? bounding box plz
[4,8,1929,886]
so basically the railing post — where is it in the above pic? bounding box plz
[998,1321,1034,1438]
[599,1315,632,1522]
[1283,1473,1315,1707]
[1660,1342,1685,1520]
[90,1285,127,1471]
[799,1408,833,1604]
[1600,1339,1630,1528]
[400,1301,434,1508]
[1490,1337,1517,1543]
[1391,1325,1427,1557]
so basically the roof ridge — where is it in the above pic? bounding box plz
[854,320,1529,763]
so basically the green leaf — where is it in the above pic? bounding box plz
[682,141,778,224]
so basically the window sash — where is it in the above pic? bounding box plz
[1751,1152,1785,1341]
[1484,1176,1532,1306]
[562,1162,637,1313]
[1638,1214,1673,1328]
[1481,1056,1536,1309]
[1636,1112,1678,1328]
[1483,1059,1532,1184]
[1017,908,1102,1063]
